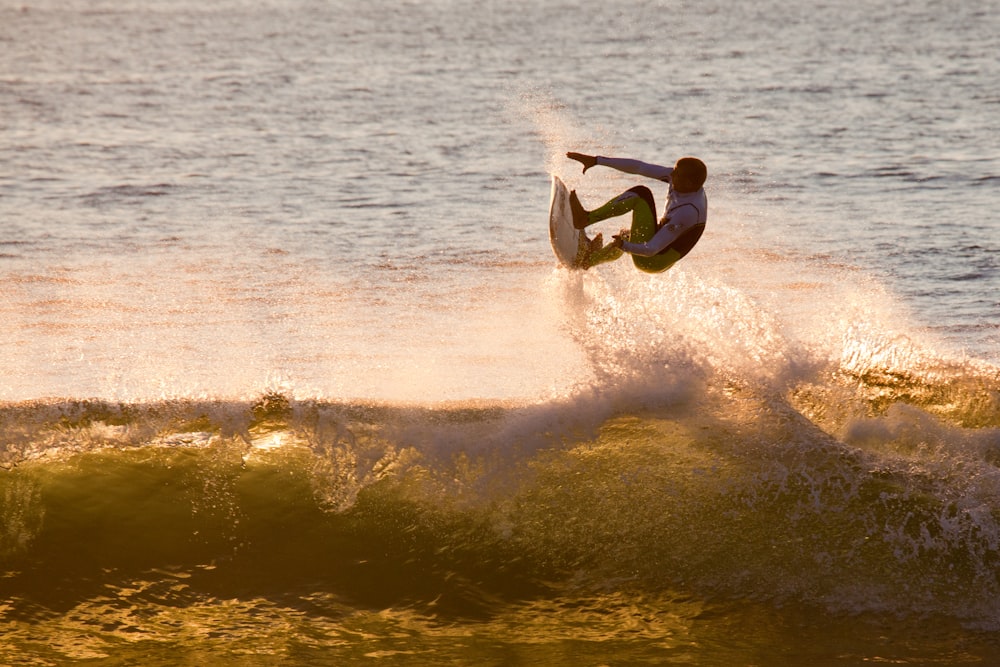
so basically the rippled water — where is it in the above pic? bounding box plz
[2,0,997,402]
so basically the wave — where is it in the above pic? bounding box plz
[3,235,1000,650]
[3,320,1000,628]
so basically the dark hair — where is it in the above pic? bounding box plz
[675,157,707,191]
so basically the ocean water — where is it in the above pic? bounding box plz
[2,0,999,664]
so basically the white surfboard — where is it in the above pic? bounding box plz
[549,175,583,268]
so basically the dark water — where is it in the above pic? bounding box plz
[4,357,1000,664]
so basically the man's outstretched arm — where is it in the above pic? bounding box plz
[566,152,673,182]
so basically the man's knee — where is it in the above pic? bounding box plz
[624,186,656,216]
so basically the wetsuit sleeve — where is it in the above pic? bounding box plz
[620,203,700,257]
[595,156,673,182]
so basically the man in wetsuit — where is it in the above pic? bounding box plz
[566,152,708,273]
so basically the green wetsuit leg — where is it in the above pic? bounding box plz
[632,247,680,274]
[582,186,661,271]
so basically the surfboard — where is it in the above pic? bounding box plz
[548,175,583,269]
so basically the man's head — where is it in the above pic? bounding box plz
[672,157,707,193]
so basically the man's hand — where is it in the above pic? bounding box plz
[566,152,597,174]
[611,228,630,249]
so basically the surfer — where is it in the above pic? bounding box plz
[566,152,707,273]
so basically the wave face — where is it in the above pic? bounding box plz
[4,337,1000,663]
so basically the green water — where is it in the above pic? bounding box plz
[3,381,1000,664]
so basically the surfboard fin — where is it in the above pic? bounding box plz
[575,232,603,269]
